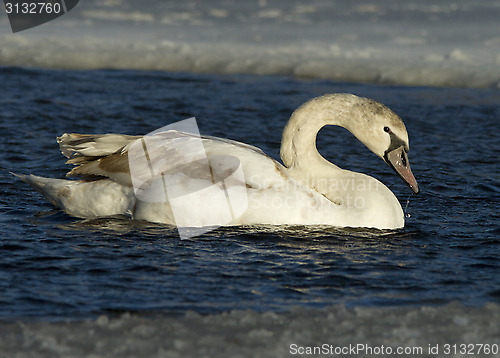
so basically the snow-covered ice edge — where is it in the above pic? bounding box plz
[1,0,500,88]
[1,303,499,357]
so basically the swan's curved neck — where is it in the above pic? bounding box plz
[280,98,345,171]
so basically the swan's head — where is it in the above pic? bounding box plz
[335,94,419,194]
[283,94,419,194]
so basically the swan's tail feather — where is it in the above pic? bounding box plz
[13,173,136,218]
[13,173,73,209]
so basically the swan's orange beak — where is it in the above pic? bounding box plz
[384,146,419,194]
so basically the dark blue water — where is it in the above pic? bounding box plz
[1,67,499,321]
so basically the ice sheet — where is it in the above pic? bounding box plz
[1,0,500,88]
[1,303,499,357]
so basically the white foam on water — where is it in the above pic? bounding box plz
[1,0,500,88]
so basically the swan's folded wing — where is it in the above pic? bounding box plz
[58,130,279,193]
[200,134,266,156]
[58,131,246,186]
[58,133,140,159]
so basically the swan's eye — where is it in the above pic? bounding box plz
[384,126,390,133]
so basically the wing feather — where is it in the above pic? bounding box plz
[56,130,283,190]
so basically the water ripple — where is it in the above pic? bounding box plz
[0,68,499,320]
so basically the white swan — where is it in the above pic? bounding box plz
[17,94,418,230]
